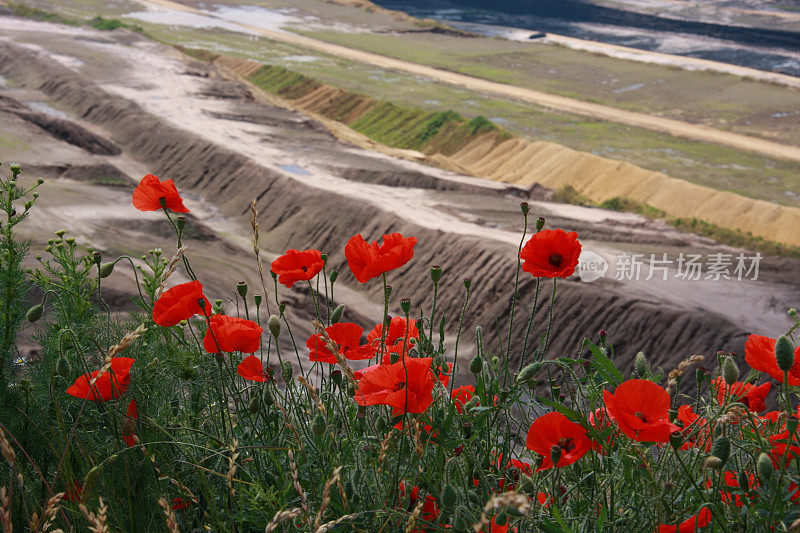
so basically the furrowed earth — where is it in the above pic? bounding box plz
[0,14,797,382]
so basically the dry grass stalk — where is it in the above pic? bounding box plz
[297,376,327,416]
[312,320,357,386]
[378,429,395,472]
[0,487,11,533]
[249,199,270,304]
[0,429,16,469]
[288,450,313,530]
[157,497,181,533]
[227,440,240,501]
[404,499,424,533]
[665,354,705,394]
[78,497,108,533]
[90,324,147,387]
[719,404,748,425]
[264,507,302,533]
[314,466,343,529]
[472,491,531,533]
[31,491,64,533]
[314,513,360,533]
[155,244,188,298]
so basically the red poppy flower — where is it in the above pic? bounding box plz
[307,322,373,363]
[64,480,83,502]
[675,405,711,451]
[536,492,550,507]
[519,229,581,279]
[398,483,439,526]
[603,379,679,443]
[495,453,533,491]
[345,233,417,283]
[66,357,135,402]
[121,398,138,447]
[153,280,212,327]
[171,497,197,510]
[132,174,189,213]
[354,357,436,416]
[452,385,477,414]
[657,507,712,533]
[769,428,800,468]
[237,355,269,382]
[745,334,800,385]
[271,249,325,288]
[368,317,419,346]
[703,471,755,508]
[712,377,770,413]
[526,412,592,471]
[203,315,263,354]
[481,516,519,533]
[588,407,615,452]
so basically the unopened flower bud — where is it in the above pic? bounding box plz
[56,356,71,378]
[536,217,545,231]
[440,484,458,510]
[738,470,750,492]
[520,202,530,215]
[712,436,730,464]
[331,304,344,324]
[430,265,442,284]
[704,456,723,470]
[329,269,338,283]
[634,352,648,377]
[550,445,562,467]
[757,453,774,480]
[281,361,293,381]
[236,281,247,298]
[722,357,739,386]
[26,304,43,323]
[517,362,541,384]
[99,261,115,278]
[311,413,327,436]
[268,315,280,338]
[400,298,411,315]
[469,355,483,374]
[776,336,795,372]
[248,396,260,414]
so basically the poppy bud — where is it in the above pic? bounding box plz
[331,304,344,324]
[712,436,730,464]
[281,361,293,381]
[704,456,723,470]
[517,362,540,383]
[737,470,750,492]
[26,303,43,323]
[441,484,457,510]
[776,336,795,372]
[463,277,471,289]
[237,281,247,298]
[634,352,648,377]
[757,452,773,480]
[268,315,280,338]
[253,293,262,307]
[669,431,682,450]
[536,217,545,231]
[56,356,71,378]
[722,357,739,386]
[469,355,483,375]
[329,269,338,284]
[262,389,273,406]
[311,413,327,436]
[550,445,562,467]
[454,516,467,532]
[249,396,260,414]
[430,265,443,284]
[520,202,530,215]
[99,262,115,278]
[400,298,411,315]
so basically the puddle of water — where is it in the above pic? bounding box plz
[278,164,311,175]
[28,102,69,119]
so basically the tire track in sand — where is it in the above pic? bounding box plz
[139,0,800,164]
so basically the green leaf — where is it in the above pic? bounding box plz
[539,397,585,425]
[585,339,623,386]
